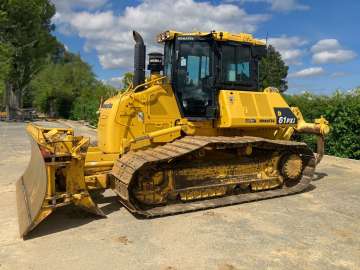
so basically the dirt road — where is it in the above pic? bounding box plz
[0,121,359,270]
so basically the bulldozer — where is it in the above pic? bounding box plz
[16,30,329,237]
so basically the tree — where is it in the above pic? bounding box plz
[259,45,289,92]
[121,72,134,90]
[0,0,57,115]
[0,10,12,109]
[0,43,12,109]
[30,50,116,124]
[31,52,96,117]
[285,89,360,160]
[71,82,116,125]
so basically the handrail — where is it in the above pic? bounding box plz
[132,76,167,93]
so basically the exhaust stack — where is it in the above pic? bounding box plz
[132,30,146,88]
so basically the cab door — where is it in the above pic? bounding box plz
[174,39,215,119]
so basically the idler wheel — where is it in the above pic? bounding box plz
[280,153,303,181]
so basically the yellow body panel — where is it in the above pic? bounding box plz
[157,30,265,45]
[98,79,181,154]
[96,81,317,156]
[217,90,289,128]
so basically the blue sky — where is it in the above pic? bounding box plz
[52,0,360,94]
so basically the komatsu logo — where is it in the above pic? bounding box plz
[178,36,195,41]
[260,119,275,123]
[102,103,113,109]
[274,108,297,125]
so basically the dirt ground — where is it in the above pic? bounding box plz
[0,121,359,270]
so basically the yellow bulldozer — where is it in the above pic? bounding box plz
[16,30,329,237]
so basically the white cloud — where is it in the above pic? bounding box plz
[311,39,357,64]
[70,11,115,31]
[51,0,110,33]
[52,0,108,12]
[311,39,340,53]
[289,67,324,78]
[330,71,349,78]
[53,0,270,69]
[313,50,357,64]
[228,0,309,12]
[266,35,307,65]
[269,0,309,11]
[103,76,123,88]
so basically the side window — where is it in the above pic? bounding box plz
[222,45,251,82]
[201,56,209,78]
[237,46,250,79]
[164,41,173,80]
[222,46,236,82]
[237,62,250,79]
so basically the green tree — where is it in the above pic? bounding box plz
[71,82,116,125]
[0,10,12,108]
[285,89,360,160]
[121,72,134,90]
[0,43,12,109]
[31,52,96,117]
[30,51,116,124]
[0,0,57,110]
[259,45,289,92]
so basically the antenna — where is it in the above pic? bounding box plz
[265,32,269,57]
[265,32,269,47]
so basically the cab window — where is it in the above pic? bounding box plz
[222,45,251,83]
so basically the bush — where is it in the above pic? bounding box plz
[70,83,116,126]
[30,52,116,123]
[285,89,360,159]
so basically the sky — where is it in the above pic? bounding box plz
[51,0,360,94]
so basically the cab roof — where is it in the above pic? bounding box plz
[157,30,265,46]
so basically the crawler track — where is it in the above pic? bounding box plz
[111,136,315,217]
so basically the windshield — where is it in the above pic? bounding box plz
[176,40,212,117]
[221,45,252,84]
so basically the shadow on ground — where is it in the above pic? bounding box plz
[312,172,328,181]
[23,170,327,239]
[24,195,122,240]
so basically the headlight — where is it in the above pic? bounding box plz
[157,31,171,42]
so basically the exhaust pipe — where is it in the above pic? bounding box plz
[132,30,146,88]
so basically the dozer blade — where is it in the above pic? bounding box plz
[16,124,105,237]
[16,137,53,237]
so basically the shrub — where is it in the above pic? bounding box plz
[285,89,360,159]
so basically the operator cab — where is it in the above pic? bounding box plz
[158,31,267,119]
